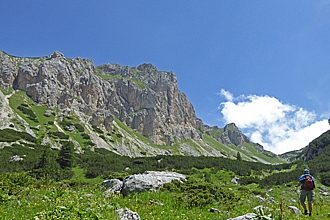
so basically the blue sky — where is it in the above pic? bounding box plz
[1,0,330,153]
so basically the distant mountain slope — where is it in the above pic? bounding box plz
[301,130,330,161]
[281,130,330,162]
[280,129,330,185]
[0,51,284,164]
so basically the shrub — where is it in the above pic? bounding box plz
[240,176,260,185]
[74,123,85,132]
[81,133,90,140]
[320,172,330,186]
[0,128,35,142]
[17,104,38,122]
[49,131,69,140]
[164,177,239,208]
[92,125,103,133]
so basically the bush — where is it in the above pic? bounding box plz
[49,131,69,140]
[74,123,85,132]
[164,177,239,208]
[84,141,95,146]
[240,176,260,185]
[0,128,35,142]
[92,125,103,133]
[320,172,330,186]
[81,133,90,140]
[17,104,38,122]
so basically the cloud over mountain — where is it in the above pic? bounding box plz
[219,89,329,154]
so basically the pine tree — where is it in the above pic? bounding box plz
[237,152,242,161]
[57,141,74,169]
[32,148,59,179]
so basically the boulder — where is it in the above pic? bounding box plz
[9,155,24,162]
[121,171,186,195]
[231,177,240,184]
[209,208,220,213]
[65,125,75,132]
[227,213,257,220]
[255,195,266,203]
[116,208,140,220]
[102,179,123,195]
[43,109,53,117]
[288,206,301,214]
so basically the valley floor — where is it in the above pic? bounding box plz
[1,170,329,220]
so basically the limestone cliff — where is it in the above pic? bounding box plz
[0,51,201,145]
[0,51,285,163]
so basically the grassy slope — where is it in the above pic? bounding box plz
[7,91,93,149]
[202,134,285,164]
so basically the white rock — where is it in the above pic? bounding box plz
[9,155,24,162]
[116,208,140,220]
[231,177,240,184]
[227,213,257,220]
[288,206,301,214]
[121,171,186,195]
[102,179,123,195]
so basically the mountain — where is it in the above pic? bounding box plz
[280,130,330,162]
[280,130,330,185]
[0,51,284,164]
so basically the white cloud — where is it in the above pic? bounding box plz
[219,90,330,154]
[219,89,234,102]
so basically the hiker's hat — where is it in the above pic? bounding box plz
[304,169,310,174]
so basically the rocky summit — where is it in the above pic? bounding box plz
[0,51,284,163]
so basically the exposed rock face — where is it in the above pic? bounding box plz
[0,51,202,145]
[121,171,186,195]
[0,90,13,128]
[220,123,249,146]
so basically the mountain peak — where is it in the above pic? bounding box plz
[220,123,249,146]
[137,63,158,72]
[223,123,239,131]
[50,51,64,59]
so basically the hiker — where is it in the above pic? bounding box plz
[296,169,315,216]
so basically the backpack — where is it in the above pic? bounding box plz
[303,175,314,190]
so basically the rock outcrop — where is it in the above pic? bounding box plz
[220,123,249,146]
[0,51,202,145]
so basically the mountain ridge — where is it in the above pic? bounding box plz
[0,51,283,163]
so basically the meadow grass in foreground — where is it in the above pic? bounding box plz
[0,169,329,220]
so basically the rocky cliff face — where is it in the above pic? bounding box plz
[220,123,250,146]
[0,51,202,145]
[0,51,286,163]
[204,123,249,146]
